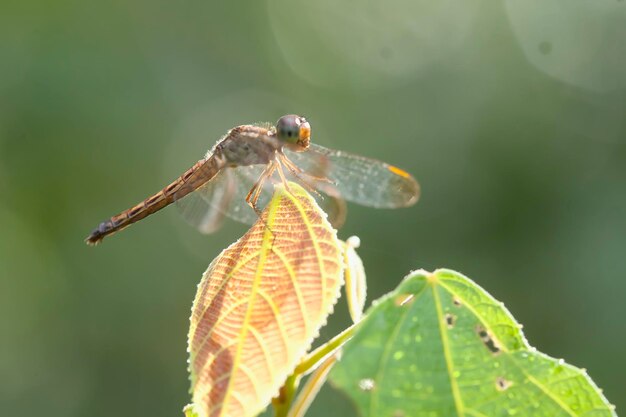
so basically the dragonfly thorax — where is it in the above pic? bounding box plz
[216,126,282,167]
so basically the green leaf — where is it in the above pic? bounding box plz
[330,269,617,417]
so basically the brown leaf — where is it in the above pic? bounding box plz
[187,182,344,417]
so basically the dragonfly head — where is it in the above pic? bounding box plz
[276,114,310,151]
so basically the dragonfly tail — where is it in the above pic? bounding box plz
[85,156,222,245]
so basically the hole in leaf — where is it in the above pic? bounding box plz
[445,313,456,328]
[496,376,513,391]
[476,325,501,355]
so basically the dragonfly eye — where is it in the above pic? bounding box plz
[276,114,310,150]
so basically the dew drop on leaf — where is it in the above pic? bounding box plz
[358,378,376,391]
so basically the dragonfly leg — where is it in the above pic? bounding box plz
[279,152,333,184]
[277,154,323,198]
[246,162,276,215]
[275,160,293,194]
[247,162,278,241]
[279,153,348,228]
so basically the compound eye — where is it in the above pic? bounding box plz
[276,114,310,150]
[277,115,301,142]
[285,126,298,138]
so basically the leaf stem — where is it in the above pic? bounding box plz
[272,324,356,416]
[295,324,356,375]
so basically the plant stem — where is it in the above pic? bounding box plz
[272,324,357,416]
[295,324,356,375]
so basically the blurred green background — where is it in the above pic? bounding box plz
[1,0,625,416]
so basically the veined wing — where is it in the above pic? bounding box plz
[176,161,348,233]
[175,165,275,234]
[284,144,420,208]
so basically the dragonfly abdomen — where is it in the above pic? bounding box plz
[85,156,224,245]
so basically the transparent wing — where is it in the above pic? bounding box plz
[175,165,274,234]
[176,152,357,234]
[234,164,348,229]
[284,144,420,208]
[175,168,235,234]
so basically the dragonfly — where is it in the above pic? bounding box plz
[85,115,419,245]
